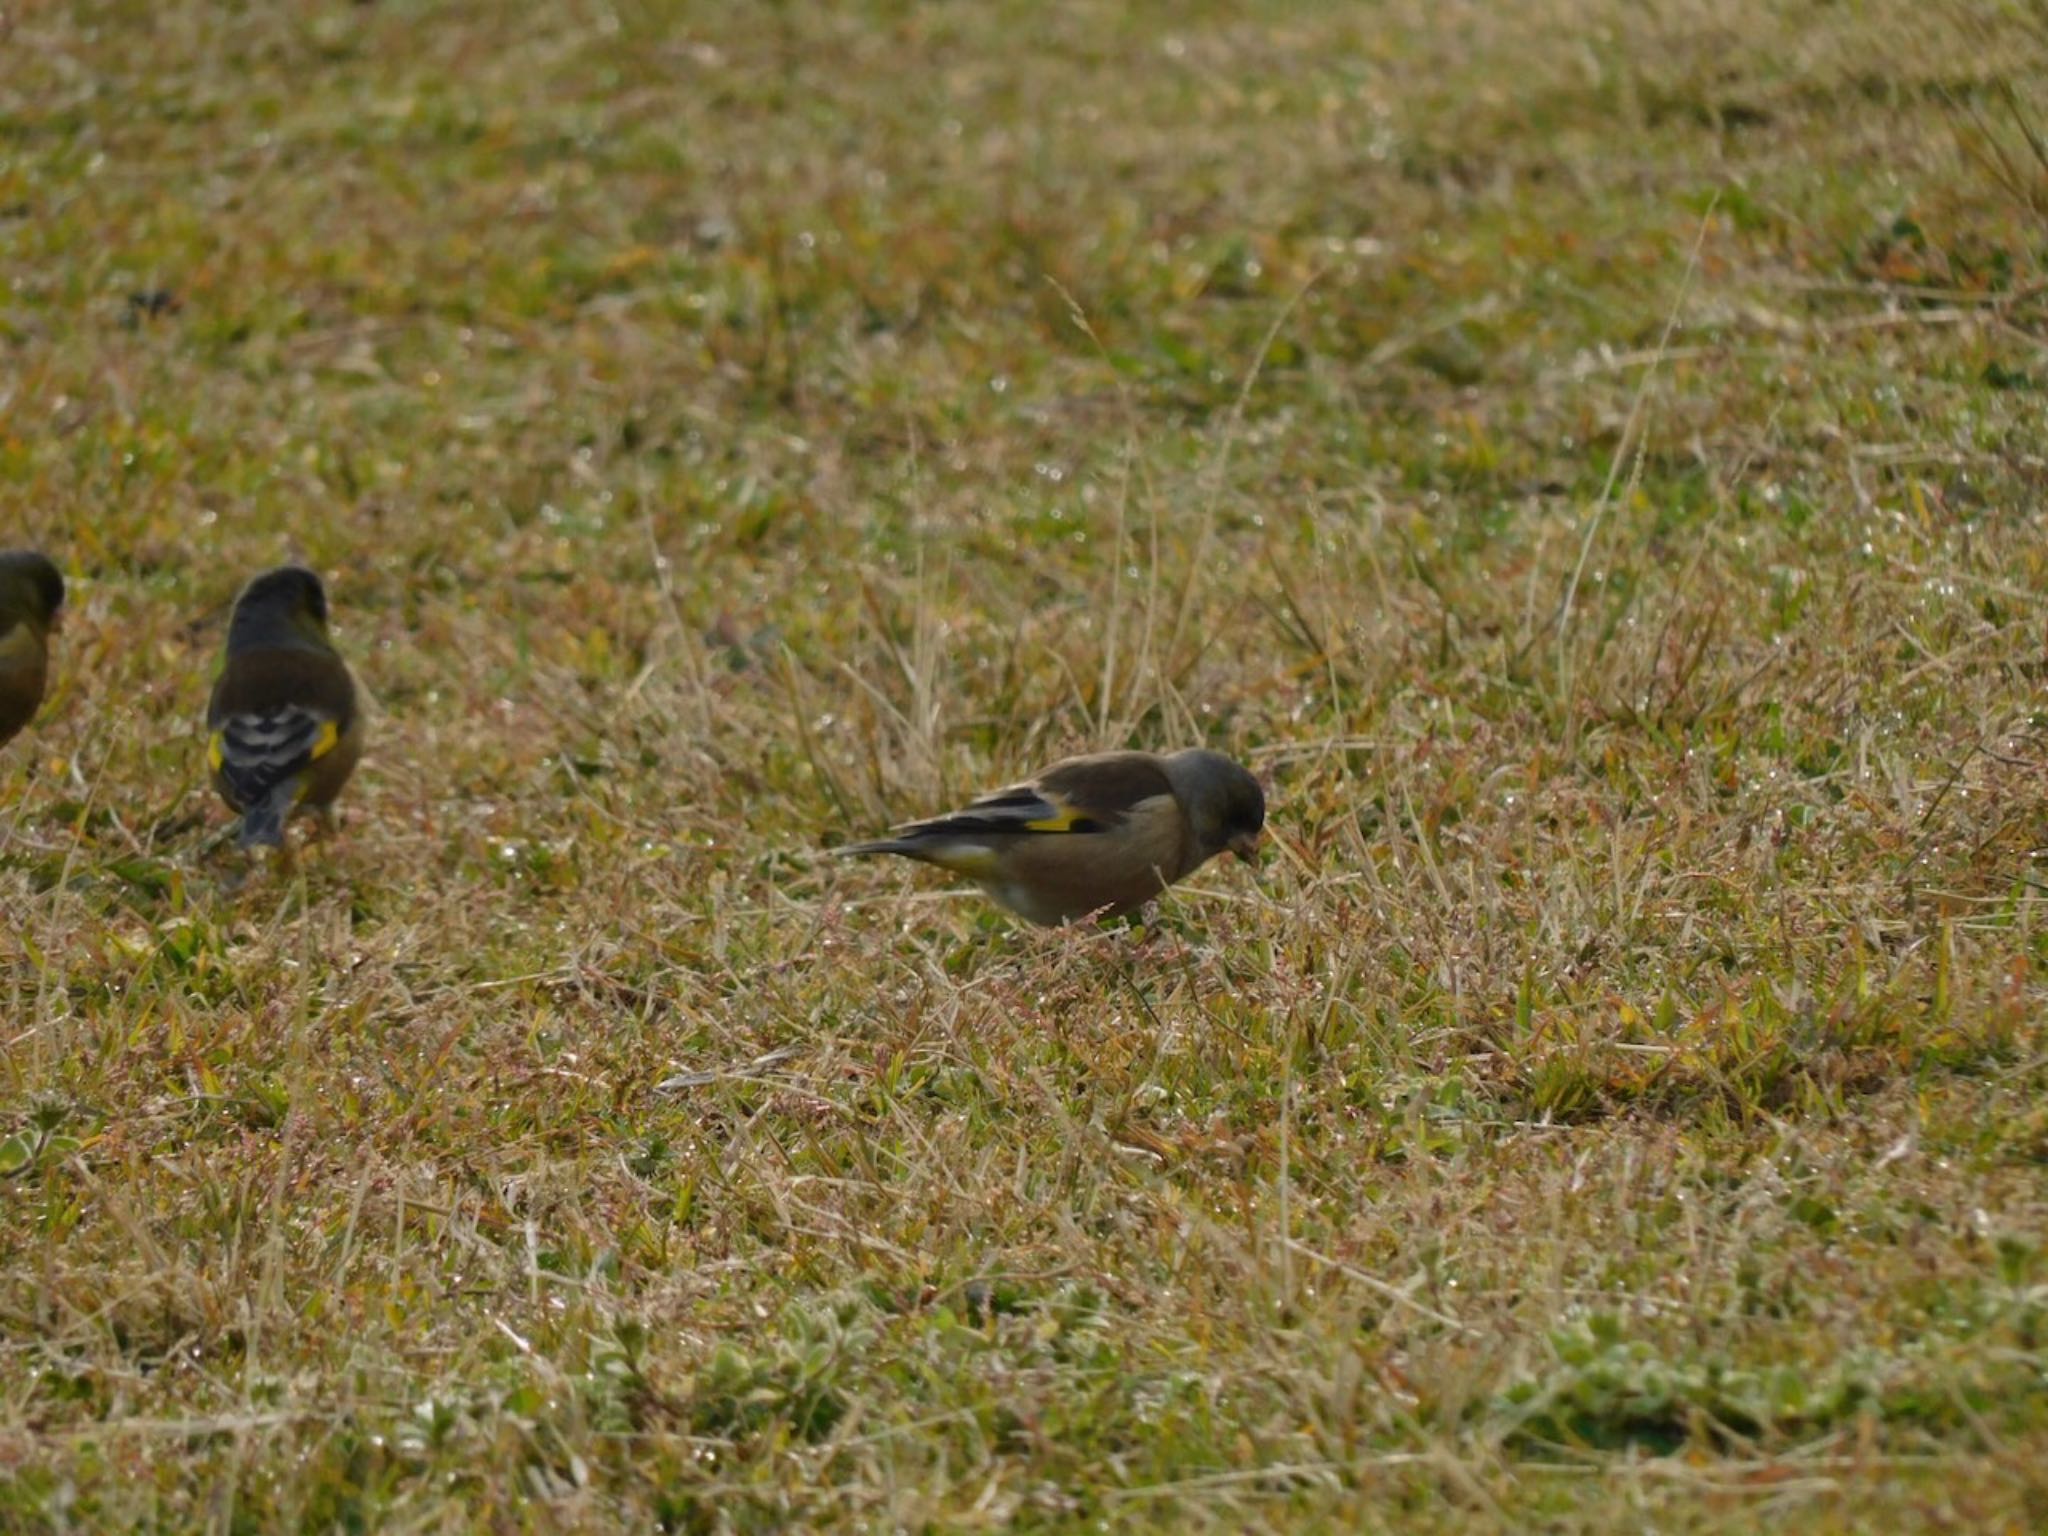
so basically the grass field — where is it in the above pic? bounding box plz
[7,0,2048,1529]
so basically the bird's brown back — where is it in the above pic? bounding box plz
[1032,752,1176,820]
[207,648,356,729]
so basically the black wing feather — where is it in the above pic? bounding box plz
[213,703,327,811]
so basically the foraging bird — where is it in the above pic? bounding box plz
[206,566,363,851]
[839,748,1265,926]
[0,550,64,750]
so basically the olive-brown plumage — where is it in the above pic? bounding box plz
[839,748,1266,925]
[206,566,362,849]
[0,550,64,750]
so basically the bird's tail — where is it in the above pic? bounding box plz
[836,834,997,879]
[237,782,298,849]
[835,838,913,860]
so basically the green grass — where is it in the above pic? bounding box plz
[7,0,2048,1528]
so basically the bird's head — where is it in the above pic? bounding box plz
[0,550,65,633]
[1166,748,1266,867]
[227,565,334,650]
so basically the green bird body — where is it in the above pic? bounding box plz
[0,550,64,749]
[840,748,1266,926]
[206,566,362,848]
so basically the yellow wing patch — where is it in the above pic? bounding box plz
[308,719,340,760]
[207,732,224,772]
[1023,800,1091,833]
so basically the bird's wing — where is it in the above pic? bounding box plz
[899,783,1110,838]
[844,757,1175,877]
[208,703,343,811]
[1029,753,1178,825]
[895,754,1174,840]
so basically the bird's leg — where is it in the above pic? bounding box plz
[303,805,340,859]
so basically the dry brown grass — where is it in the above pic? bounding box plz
[6,0,2048,1529]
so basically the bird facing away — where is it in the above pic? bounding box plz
[0,550,64,750]
[839,748,1266,926]
[206,565,363,851]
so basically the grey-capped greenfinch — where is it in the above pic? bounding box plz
[0,550,64,750]
[206,566,363,850]
[840,748,1265,925]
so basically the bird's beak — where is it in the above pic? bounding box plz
[1229,832,1262,866]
